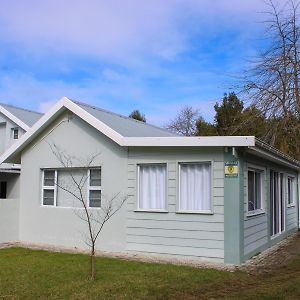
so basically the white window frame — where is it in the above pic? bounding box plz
[287,175,296,207]
[87,168,102,208]
[270,170,286,238]
[136,163,168,212]
[41,169,57,207]
[177,161,213,214]
[11,128,19,140]
[246,166,265,217]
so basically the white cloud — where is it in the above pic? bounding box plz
[38,100,58,113]
[0,0,265,66]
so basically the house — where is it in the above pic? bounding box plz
[0,104,42,243]
[0,97,299,264]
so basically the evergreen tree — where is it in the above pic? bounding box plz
[129,110,146,122]
[214,92,244,135]
[195,117,217,136]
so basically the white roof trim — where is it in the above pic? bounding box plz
[0,105,30,131]
[0,96,256,164]
[122,136,255,147]
[0,97,125,164]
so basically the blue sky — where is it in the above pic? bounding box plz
[0,0,267,125]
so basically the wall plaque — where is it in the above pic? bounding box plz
[224,161,239,178]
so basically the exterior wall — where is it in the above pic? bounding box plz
[223,149,244,264]
[19,111,128,252]
[0,173,20,243]
[0,173,20,199]
[126,147,225,262]
[242,154,299,261]
[0,112,25,155]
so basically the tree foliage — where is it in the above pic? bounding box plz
[240,0,300,158]
[129,110,146,122]
[214,92,244,135]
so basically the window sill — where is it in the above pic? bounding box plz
[41,205,101,209]
[246,210,265,217]
[176,210,213,215]
[287,204,296,208]
[134,209,168,213]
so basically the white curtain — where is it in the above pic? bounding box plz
[179,163,211,211]
[139,164,166,210]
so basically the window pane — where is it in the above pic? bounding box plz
[13,129,18,139]
[139,164,166,210]
[179,163,211,211]
[44,170,55,186]
[89,190,101,207]
[90,169,101,186]
[248,171,255,211]
[255,172,262,209]
[56,169,87,208]
[288,177,294,205]
[43,189,54,205]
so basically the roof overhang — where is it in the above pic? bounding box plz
[122,136,255,147]
[0,97,258,164]
[246,138,300,170]
[0,105,30,131]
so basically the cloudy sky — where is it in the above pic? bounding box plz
[0,0,268,125]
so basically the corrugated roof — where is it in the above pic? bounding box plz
[74,100,177,137]
[0,103,43,127]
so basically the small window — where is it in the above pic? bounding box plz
[179,162,212,212]
[0,182,7,199]
[42,170,57,206]
[287,176,295,206]
[12,128,19,139]
[88,168,101,208]
[248,169,263,212]
[138,164,167,210]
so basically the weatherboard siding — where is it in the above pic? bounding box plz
[126,147,225,262]
[243,158,299,259]
[287,205,297,231]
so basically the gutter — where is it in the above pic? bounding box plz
[248,138,300,169]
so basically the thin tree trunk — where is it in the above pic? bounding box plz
[90,245,96,280]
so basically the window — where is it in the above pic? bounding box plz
[42,170,57,206]
[287,176,295,206]
[138,164,166,210]
[88,169,101,208]
[248,168,263,213]
[42,168,101,208]
[179,162,212,212]
[0,182,7,199]
[12,128,19,139]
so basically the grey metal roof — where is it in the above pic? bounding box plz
[0,103,43,127]
[74,100,177,137]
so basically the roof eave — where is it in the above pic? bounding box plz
[122,136,255,147]
[0,105,30,131]
[247,138,300,170]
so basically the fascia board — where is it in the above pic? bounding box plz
[123,136,256,147]
[0,105,30,131]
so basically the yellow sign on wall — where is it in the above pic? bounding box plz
[225,162,239,177]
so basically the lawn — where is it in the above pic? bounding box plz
[1,248,300,299]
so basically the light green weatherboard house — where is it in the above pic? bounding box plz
[0,97,299,265]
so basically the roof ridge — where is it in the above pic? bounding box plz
[72,99,178,136]
[0,102,43,115]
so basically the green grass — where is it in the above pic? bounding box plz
[1,247,300,299]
